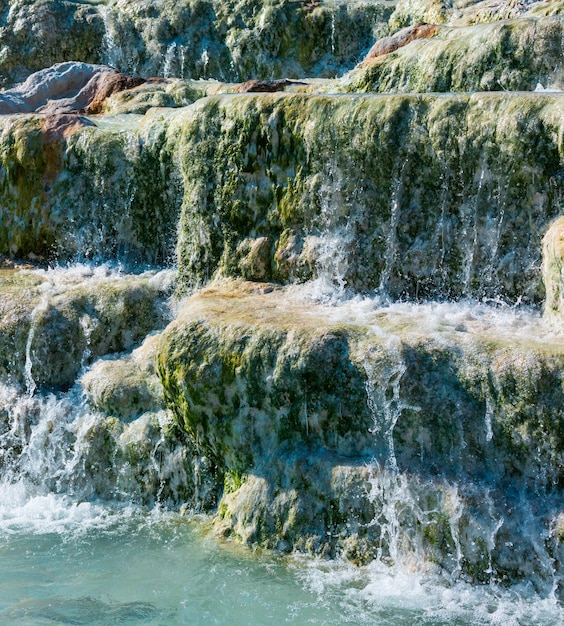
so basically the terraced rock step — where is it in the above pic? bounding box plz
[2,90,563,303]
[156,280,564,587]
[0,265,174,390]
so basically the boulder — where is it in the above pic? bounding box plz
[0,62,145,115]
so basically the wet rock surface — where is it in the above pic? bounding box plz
[156,280,564,582]
[1,0,564,594]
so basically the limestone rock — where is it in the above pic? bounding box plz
[42,114,95,140]
[0,0,105,89]
[361,22,440,64]
[157,279,564,579]
[0,266,174,390]
[0,108,182,264]
[82,333,165,420]
[101,78,205,115]
[542,216,564,319]
[344,13,564,93]
[389,0,450,30]
[171,91,564,303]
[97,0,391,83]
[0,62,145,115]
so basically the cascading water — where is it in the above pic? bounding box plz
[2,3,564,618]
[100,4,122,70]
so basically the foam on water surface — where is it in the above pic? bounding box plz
[1,495,563,626]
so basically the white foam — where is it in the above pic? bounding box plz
[294,557,564,626]
[0,481,138,537]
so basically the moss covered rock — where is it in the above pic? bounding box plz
[2,89,562,303]
[0,0,105,89]
[169,91,564,302]
[344,14,564,93]
[0,110,183,265]
[156,280,564,582]
[99,0,391,82]
[0,266,173,390]
[542,215,564,319]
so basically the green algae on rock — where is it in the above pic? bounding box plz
[0,266,174,390]
[0,109,182,265]
[156,280,564,581]
[2,89,563,302]
[344,14,564,93]
[98,0,392,82]
[171,91,564,302]
[82,333,165,421]
[542,215,564,319]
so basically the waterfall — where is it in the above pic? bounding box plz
[24,297,49,396]
[163,42,178,79]
[2,0,564,621]
[100,5,122,69]
[379,165,407,299]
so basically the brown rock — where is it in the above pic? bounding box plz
[0,62,145,116]
[361,23,439,65]
[41,113,95,140]
[82,73,146,115]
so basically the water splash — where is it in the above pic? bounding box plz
[0,380,199,512]
[24,296,49,396]
[363,335,409,474]
[200,49,210,77]
[461,167,485,295]
[379,161,408,299]
[307,160,354,302]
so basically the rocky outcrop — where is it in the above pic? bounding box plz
[0,62,144,115]
[0,0,393,88]
[0,0,105,89]
[156,279,564,584]
[344,13,564,92]
[361,22,440,63]
[170,91,564,302]
[0,266,173,390]
[1,88,562,300]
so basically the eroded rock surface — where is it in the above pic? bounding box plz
[156,279,564,582]
[0,62,144,115]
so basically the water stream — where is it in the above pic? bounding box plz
[1,265,563,623]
